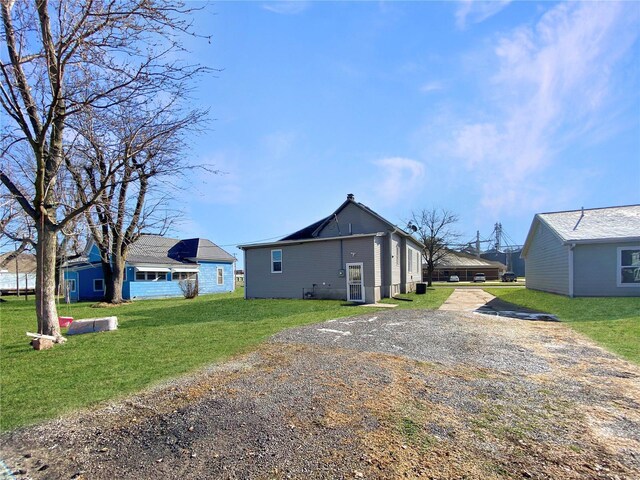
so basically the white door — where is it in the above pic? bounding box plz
[346,263,365,303]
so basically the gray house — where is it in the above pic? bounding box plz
[238,194,424,303]
[521,205,640,297]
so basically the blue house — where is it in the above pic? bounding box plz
[64,235,236,302]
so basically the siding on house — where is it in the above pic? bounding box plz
[391,233,402,295]
[523,221,570,295]
[129,275,182,300]
[245,236,377,302]
[316,202,389,238]
[573,242,640,297]
[198,262,235,294]
[76,266,107,301]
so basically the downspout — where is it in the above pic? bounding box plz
[568,243,575,298]
[243,249,247,299]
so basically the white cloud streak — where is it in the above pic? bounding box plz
[450,1,639,214]
[262,2,309,15]
[455,0,511,30]
[372,157,425,204]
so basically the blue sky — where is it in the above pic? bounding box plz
[176,1,640,266]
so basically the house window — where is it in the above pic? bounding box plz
[94,279,104,291]
[271,249,282,273]
[395,245,400,266]
[417,252,421,272]
[173,272,196,281]
[135,271,168,281]
[408,248,413,272]
[66,279,76,293]
[217,267,224,285]
[618,247,640,287]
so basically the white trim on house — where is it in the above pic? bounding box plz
[346,262,365,303]
[271,249,282,273]
[617,246,640,288]
[135,266,171,272]
[239,232,382,250]
[568,244,575,298]
[93,278,104,292]
[171,266,200,273]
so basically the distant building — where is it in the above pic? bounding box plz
[0,252,36,295]
[64,235,236,301]
[522,205,640,297]
[425,250,507,282]
[239,194,424,303]
[481,249,525,277]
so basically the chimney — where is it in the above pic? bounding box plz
[347,193,355,201]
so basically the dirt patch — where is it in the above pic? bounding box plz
[1,310,639,479]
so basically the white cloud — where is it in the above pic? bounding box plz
[420,81,444,93]
[262,131,296,158]
[455,0,511,30]
[262,2,309,15]
[372,157,425,204]
[448,1,639,214]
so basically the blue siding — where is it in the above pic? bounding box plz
[198,262,234,294]
[128,275,182,300]
[66,260,234,302]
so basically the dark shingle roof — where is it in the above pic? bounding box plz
[280,217,330,241]
[127,235,235,264]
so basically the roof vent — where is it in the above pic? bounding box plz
[347,193,355,201]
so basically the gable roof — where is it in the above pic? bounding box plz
[69,234,234,267]
[279,194,421,245]
[433,250,507,269]
[0,252,37,273]
[522,205,640,255]
[173,238,236,262]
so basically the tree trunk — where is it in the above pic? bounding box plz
[35,222,64,343]
[102,259,114,302]
[104,255,125,304]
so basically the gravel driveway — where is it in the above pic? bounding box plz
[2,309,639,479]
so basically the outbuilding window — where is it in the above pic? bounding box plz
[135,271,168,281]
[66,279,76,293]
[618,247,640,287]
[93,279,104,291]
[271,249,282,273]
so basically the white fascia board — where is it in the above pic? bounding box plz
[562,236,640,246]
[238,232,383,250]
[134,266,171,272]
[170,266,200,273]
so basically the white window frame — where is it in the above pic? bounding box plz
[135,271,168,282]
[217,267,224,285]
[93,278,105,292]
[173,271,196,282]
[271,249,282,274]
[617,246,640,287]
[66,279,76,293]
[408,248,413,272]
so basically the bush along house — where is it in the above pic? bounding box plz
[64,235,235,302]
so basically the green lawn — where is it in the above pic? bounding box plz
[485,288,640,364]
[0,288,452,431]
[379,288,454,309]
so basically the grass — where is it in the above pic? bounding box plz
[0,288,452,431]
[379,287,453,308]
[485,288,640,364]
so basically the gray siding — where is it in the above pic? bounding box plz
[574,242,640,297]
[316,203,389,238]
[524,221,570,295]
[245,236,378,302]
[391,233,402,295]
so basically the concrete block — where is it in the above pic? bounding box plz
[67,316,118,335]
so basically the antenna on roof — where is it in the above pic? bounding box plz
[573,206,585,231]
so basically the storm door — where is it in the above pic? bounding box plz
[346,263,365,303]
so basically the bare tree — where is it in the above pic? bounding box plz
[0,0,209,342]
[66,97,208,304]
[409,209,460,287]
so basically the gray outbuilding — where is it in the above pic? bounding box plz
[238,194,425,303]
[521,205,640,297]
